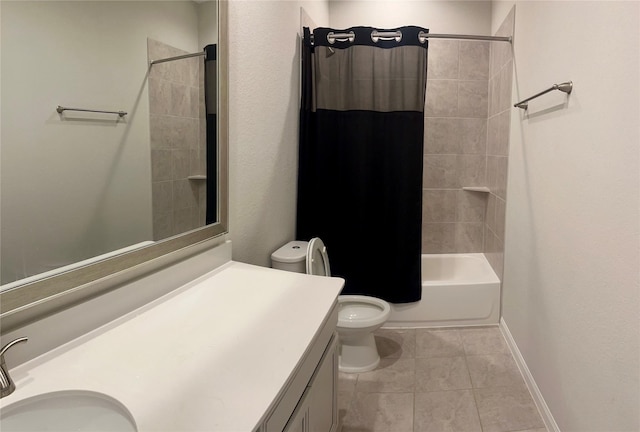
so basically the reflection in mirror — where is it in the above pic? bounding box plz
[1,0,223,293]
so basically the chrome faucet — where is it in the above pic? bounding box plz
[0,337,28,398]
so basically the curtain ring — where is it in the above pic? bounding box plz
[327,31,355,44]
[371,30,402,43]
[418,31,429,44]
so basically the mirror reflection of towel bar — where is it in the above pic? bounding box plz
[56,105,127,118]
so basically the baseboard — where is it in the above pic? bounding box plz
[499,318,561,432]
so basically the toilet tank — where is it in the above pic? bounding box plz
[271,241,309,273]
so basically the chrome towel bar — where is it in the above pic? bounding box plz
[514,81,573,110]
[56,105,127,118]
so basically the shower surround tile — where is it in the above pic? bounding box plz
[423,155,458,188]
[427,40,459,79]
[425,80,458,117]
[422,223,456,253]
[498,61,514,111]
[483,5,515,278]
[424,117,487,155]
[457,154,486,187]
[460,118,488,154]
[151,149,172,182]
[148,38,206,240]
[423,40,495,254]
[455,222,484,252]
[173,149,191,179]
[423,190,457,223]
[424,118,461,154]
[458,80,489,117]
[459,41,490,80]
[422,11,514,259]
[457,190,486,222]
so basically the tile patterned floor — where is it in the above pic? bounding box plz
[338,327,547,432]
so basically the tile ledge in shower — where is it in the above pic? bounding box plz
[462,186,490,193]
[187,175,206,180]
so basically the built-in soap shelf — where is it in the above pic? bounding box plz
[462,186,490,193]
[188,175,206,181]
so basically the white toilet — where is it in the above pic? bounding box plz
[271,238,390,373]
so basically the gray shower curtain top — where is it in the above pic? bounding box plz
[297,26,428,303]
[311,26,428,113]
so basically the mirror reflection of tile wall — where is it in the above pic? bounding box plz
[147,39,207,241]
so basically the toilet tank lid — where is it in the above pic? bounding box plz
[271,241,309,263]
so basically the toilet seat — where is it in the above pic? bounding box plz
[338,295,391,329]
[306,237,331,277]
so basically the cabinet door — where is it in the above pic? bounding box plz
[307,335,338,432]
[284,389,310,432]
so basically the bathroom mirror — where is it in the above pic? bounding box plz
[0,0,228,327]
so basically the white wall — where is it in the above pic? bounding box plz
[1,2,200,284]
[329,0,491,33]
[496,1,640,430]
[198,1,219,47]
[227,0,329,266]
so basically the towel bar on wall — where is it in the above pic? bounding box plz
[514,81,573,110]
[56,106,127,118]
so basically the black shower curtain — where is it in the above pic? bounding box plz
[204,44,217,224]
[297,26,428,303]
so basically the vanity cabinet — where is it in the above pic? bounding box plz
[1,261,345,432]
[284,336,338,432]
[261,305,339,432]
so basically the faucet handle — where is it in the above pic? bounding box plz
[0,337,28,398]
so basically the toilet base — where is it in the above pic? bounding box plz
[338,332,380,373]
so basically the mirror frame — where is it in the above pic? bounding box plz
[0,0,229,332]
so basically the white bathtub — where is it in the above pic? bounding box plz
[385,253,500,328]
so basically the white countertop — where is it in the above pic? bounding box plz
[1,262,344,431]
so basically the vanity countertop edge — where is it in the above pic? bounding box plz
[0,261,345,431]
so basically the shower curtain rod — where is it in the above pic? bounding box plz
[310,31,512,44]
[424,33,511,43]
[149,51,205,66]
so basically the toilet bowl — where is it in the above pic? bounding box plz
[271,238,390,373]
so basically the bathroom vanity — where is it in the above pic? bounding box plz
[0,257,344,432]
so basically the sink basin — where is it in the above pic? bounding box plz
[0,390,137,431]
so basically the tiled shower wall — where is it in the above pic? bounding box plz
[484,8,515,279]
[422,40,490,253]
[422,7,514,281]
[147,39,207,241]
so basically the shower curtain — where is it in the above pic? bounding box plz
[297,26,428,303]
[204,44,217,224]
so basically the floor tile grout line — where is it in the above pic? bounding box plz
[350,328,545,432]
